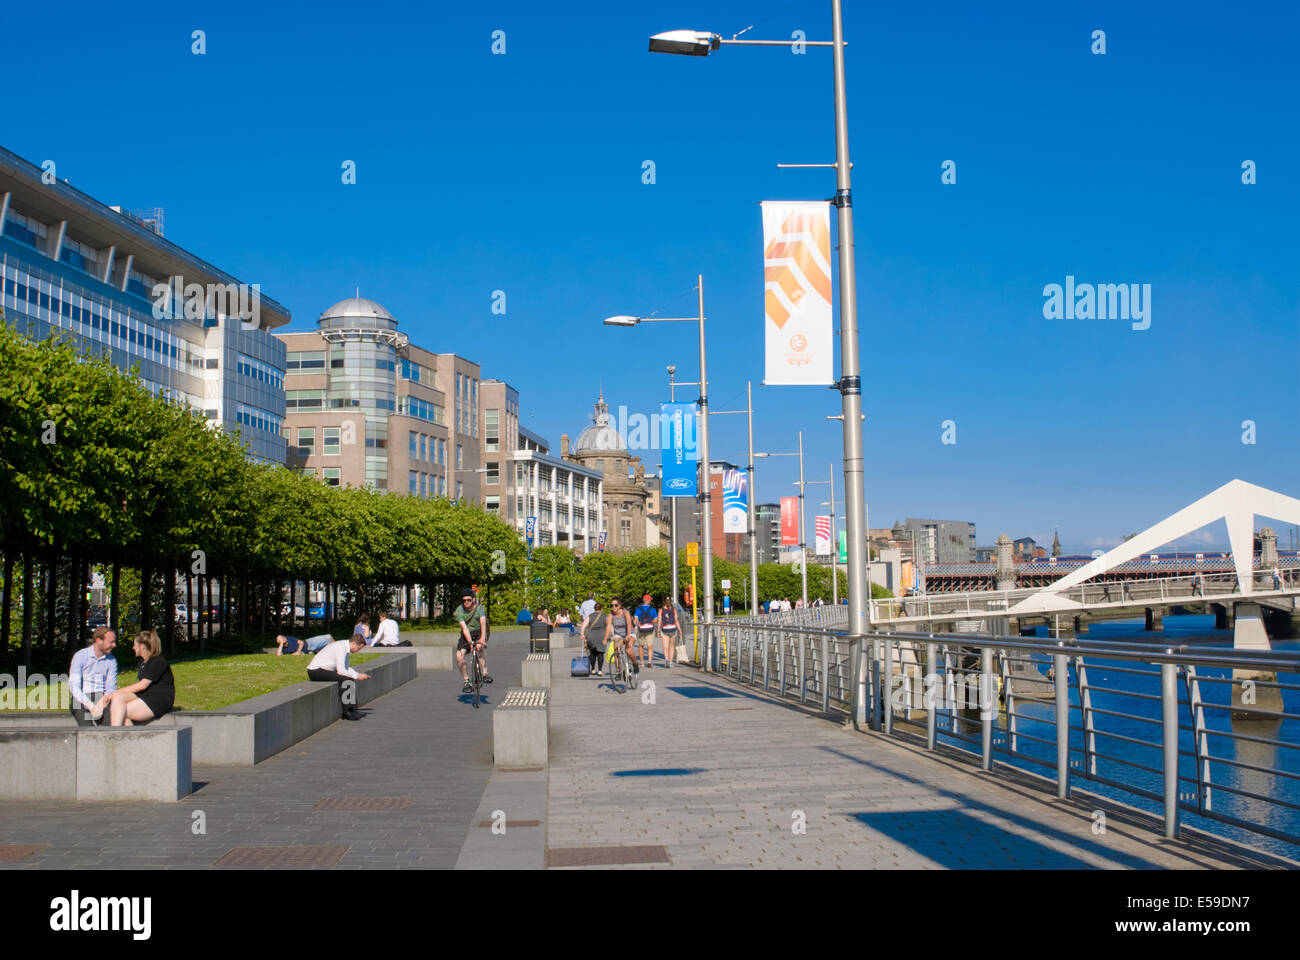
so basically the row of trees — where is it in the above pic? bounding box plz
[0,320,525,669]
[491,545,892,621]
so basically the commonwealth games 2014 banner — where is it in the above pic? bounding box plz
[762,201,833,386]
[722,469,747,533]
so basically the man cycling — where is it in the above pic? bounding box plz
[455,588,492,693]
[632,594,658,668]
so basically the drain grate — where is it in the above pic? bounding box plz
[0,844,46,862]
[477,819,541,828]
[546,845,671,868]
[215,845,349,867]
[313,797,412,811]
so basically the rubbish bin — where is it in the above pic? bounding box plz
[529,620,550,653]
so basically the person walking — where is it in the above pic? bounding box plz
[633,594,658,668]
[658,596,679,668]
[1272,565,1282,591]
[582,601,608,677]
[579,593,597,621]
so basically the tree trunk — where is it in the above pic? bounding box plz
[45,554,57,650]
[164,565,177,655]
[1,550,13,653]
[78,557,90,649]
[110,561,120,634]
[66,551,80,655]
[22,551,34,671]
[186,571,194,644]
[140,560,153,630]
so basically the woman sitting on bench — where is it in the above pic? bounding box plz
[107,629,175,726]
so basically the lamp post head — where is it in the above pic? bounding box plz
[648,30,718,56]
[603,315,639,327]
[667,364,676,377]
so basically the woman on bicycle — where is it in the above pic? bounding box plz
[606,598,638,676]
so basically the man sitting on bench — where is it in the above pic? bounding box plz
[307,633,372,721]
[69,626,118,726]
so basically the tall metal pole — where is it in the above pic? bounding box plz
[746,380,758,616]
[831,0,869,724]
[697,275,716,670]
[668,368,680,609]
[797,430,807,607]
[829,462,838,605]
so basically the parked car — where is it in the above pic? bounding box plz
[87,606,108,628]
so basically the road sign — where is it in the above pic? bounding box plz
[686,542,699,567]
[721,578,731,589]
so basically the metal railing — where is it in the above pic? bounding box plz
[689,619,1300,853]
[871,571,1299,624]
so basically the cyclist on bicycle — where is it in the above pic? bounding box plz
[455,588,492,693]
[606,598,638,675]
[633,594,658,668]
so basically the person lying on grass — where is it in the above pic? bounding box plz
[275,633,334,655]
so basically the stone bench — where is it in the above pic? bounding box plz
[0,726,192,802]
[522,653,551,689]
[493,687,549,768]
[0,650,417,765]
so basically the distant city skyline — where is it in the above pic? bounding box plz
[6,0,1296,550]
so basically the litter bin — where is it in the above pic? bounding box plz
[529,620,550,653]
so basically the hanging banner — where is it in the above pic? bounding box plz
[598,531,607,552]
[722,469,748,533]
[780,496,799,546]
[815,516,831,556]
[660,402,699,498]
[838,530,847,564]
[762,201,834,385]
[525,516,536,547]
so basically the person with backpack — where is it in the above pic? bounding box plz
[658,596,679,668]
[582,601,608,677]
[633,593,659,668]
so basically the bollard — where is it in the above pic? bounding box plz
[981,646,994,771]
[1055,652,1069,799]
[1162,661,1179,838]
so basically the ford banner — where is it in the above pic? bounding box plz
[660,401,698,498]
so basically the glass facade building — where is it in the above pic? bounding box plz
[0,146,291,463]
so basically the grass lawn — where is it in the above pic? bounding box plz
[9,652,383,712]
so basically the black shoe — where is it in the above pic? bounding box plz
[483,675,494,684]
[462,681,473,693]
[344,708,361,721]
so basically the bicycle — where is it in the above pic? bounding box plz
[465,635,485,708]
[606,640,635,694]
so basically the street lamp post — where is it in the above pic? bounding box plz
[604,274,716,670]
[808,463,839,604]
[755,430,807,607]
[649,0,870,717]
[709,381,757,615]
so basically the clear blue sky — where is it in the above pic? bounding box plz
[7,0,1298,552]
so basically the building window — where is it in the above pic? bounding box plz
[485,496,499,512]
[286,350,325,370]
[438,439,445,464]
[322,468,341,487]
[420,473,427,498]
[410,471,418,495]
[485,462,499,485]
[456,480,464,500]
[420,434,427,462]
[620,520,631,547]
[456,444,463,469]
[297,428,315,455]
[409,431,417,459]
[485,408,499,452]
[323,427,340,456]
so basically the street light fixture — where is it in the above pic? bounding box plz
[649,1,869,723]
[603,275,716,670]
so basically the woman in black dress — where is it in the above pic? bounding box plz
[107,629,175,726]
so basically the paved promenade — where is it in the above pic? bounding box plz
[0,628,1294,869]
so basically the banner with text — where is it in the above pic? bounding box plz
[722,469,748,533]
[762,200,834,385]
[838,530,847,564]
[815,516,832,556]
[780,497,799,546]
[660,402,699,498]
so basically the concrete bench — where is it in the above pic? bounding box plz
[0,726,192,802]
[522,653,551,689]
[493,687,548,768]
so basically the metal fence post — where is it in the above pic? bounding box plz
[821,634,831,713]
[762,631,770,691]
[926,640,937,750]
[1161,661,1179,839]
[1055,651,1069,799]
[869,637,880,731]
[799,634,808,703]
[778,631,786,696]
[980,646,994,771]
[883,636,894,735]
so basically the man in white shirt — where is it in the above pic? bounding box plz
[579,593,597,620]
[372,611,406,646]
[307,634,372,721]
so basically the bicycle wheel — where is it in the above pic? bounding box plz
[471,653,481,709]
[612,649,625,693]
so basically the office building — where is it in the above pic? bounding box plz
[1,146,290,463]
[897,518,978,564]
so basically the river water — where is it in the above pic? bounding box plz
[932,614,1300,860]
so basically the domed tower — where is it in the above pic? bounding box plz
[567,391,650,551]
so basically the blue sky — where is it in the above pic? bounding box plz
[7,0,1298,552]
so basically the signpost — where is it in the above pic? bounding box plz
[686,542,699,660]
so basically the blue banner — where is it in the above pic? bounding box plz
[660,402,699,498]
[525,516,536,546]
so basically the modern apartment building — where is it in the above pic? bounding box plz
[508,424,604,553]
[896,518,978,564]
[755,502,782,565]
[276,296,482,499]
[0,146,291,463]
